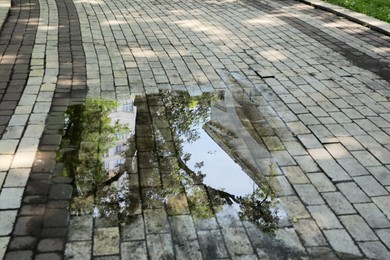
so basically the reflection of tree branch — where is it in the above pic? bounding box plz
[176,156,239,205]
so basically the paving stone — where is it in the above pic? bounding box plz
[8,236,37,251]
[13,215,42,236]
[0,140,19,154]
[37,238,65,253]
[283,141,307,156]
[294,184,324,205]
[174,239,203,260]
[337,136,364,151]
[351,151,381,167]
[322,192,356,215]
[279,196,310,220]
[43,209,69,227]
[48,183,73,200]
[120,214,145,241]
[358,241,390,260]
[143,209,170,234]
[0,236,9,260]
[306,246,338,259]
[267,175,295,196]
[307,205,342,229]
[372,196,390,219]
[336,182,370,204]
[93,227,120,256]
[0,155,13,171]
[293,219,327,246]
[64,241,92,259]
[354,175,388,196]
[35,252,62,260]
[323,229,362,257]
[340,215,378,242]
[294,155,320,173]
[337,158,370,177]
[169,215,197,243]
[4,250,34,260]
[222,227,254,256]
[308,148,351,181]
[0,187,24,209]
[355,203,390,228]
[121,241,147,260]
[197,230,229,259]
[281,166,309,184]
[146,233,174,259]
[4,168,30,187]
[271,150,296,166]
[306,172,336,192]
[67,215,93,241]
[369,147,390,164]
[297,134,323,149]
[376,229,390,249]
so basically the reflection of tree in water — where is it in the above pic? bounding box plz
[58,99,134,221]
[158,91,279,234]
[59,92,279,233]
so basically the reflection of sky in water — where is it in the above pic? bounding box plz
[183,125,257,197]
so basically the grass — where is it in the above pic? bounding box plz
[323,0,390,23]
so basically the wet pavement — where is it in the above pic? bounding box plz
[0,0,390,259]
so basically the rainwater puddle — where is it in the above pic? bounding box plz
[58,90,306,259]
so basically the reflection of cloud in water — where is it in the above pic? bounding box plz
[183,126,257,197]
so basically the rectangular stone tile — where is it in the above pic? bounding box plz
[11,151,36,168]
[376,229,390,249]
[355,203,390,228]
[0,171,5,187]
[323,230,362,257]
[336,182,370,204]
[271,150,296,166]
[120,214,145,241]
[372,196,390,219]
[324,143,352,159]
[4,168,30,187]
[358,241,390,260]
[322,192,356,215]
[93,227,120,256]
[222,227,254,256]
[369,147,390,164]
[267,175,295,196]
[146,233,174,259]
[307,205,342,229]
[355,135,380,149]
[293,219,327,246]
[197,230,229,259]
[307,172,336,192]
[0,155,12,171]
[337,158,370,177]
[279,196,310,219]
[294,184,324,205]
[281,166,310,184]
[143,209,170,234]
[283,141,307,156]
[65,241,92,260]
[0,236,10,260]
[0,210,17,236]
[174,239,202,260]
[0,187,24,209]
[354,176,388,197]
[340,215,377,241]
[337,136,364,151]
[351,151,381,167]
[308,149,351,181]
[297,134,323,149]
[67,215,93,241]
[0,140,18,154]
[169,215,197,243]
[294,155,320,173]
[121,241,147,260]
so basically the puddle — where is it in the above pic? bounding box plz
[58,90,306,258]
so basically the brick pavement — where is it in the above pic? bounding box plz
[0,0,390,258]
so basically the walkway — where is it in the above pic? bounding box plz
[0,0,390,259]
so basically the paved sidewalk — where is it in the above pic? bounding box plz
[0,0,390,259]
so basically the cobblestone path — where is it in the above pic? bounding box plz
[0,0,390,259]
